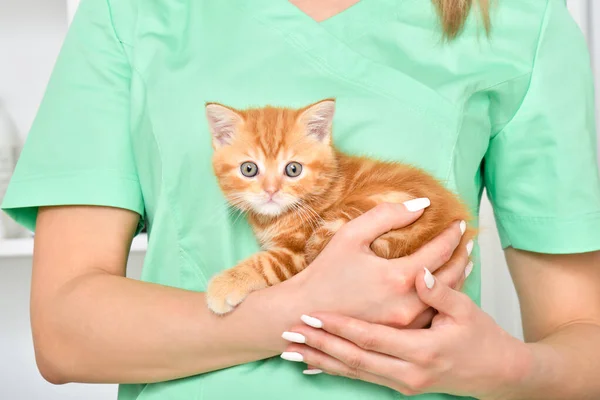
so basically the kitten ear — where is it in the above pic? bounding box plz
[205,103,244,149]
[298,99,336,143]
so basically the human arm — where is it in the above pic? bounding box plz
[31,201,467,385]
[31,205,305,384]
[281,250,600,400]
[501,249,600,399]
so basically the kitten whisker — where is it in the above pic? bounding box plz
[293,201,322,232]
[298,200,323,227]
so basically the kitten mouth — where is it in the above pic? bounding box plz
[263,194,282,205]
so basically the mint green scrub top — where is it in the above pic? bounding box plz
[4,0,600,399]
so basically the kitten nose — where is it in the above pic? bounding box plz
[265,187,279,197]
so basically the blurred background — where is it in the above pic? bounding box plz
[0,0,599,399]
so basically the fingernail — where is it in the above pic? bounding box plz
[281,352,304,362]
[403,197,431,212]
[466,240,474,256]
[423,267,435,289]
[303,369,323,375]
[465,261,474,278]
[301,315,323,329]
[459,220,466,235]
[282,332,306,344]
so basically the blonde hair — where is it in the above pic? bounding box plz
[433,0,491,39]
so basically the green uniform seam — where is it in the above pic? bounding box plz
[106,0,209,286]
[244,9,453,130]
[105,0,132,51]
[494,209,600,222]
[490,0,551,139]
[129,64,210,287]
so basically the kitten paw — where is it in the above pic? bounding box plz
[206,269,267,315]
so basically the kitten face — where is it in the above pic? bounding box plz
[206,99,337,217]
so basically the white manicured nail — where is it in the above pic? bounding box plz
[403,197,431,212]
[301,315,323,329]
[282,332,306,343]
[424,267,435,289]
[466,240,474,256]
[465,261,474,278]
[303,369,323,375]
[459,220,466,235]
[281,352,304,362]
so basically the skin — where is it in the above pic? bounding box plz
[281,250,600,399]
[289,0,362,22]
[31,202,467,384]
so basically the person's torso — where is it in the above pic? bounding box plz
[111,0,548,398]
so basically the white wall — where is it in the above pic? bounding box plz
[587,2,600,159]
[0,0,69,141]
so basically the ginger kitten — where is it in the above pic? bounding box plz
[205,99,475,314]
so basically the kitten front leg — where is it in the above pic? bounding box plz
[206,248,305,315]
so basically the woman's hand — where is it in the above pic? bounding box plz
[294,200,471,329]
[281,268,532,399]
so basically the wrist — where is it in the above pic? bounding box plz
[494,341,559,400]
[477,338,533,400]
[247,273,314,353]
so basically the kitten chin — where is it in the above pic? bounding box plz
[251,201,288,217]
[205,98,476,315]
[245,193,301,217]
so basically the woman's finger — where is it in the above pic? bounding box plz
[282,345,421,396]
[283,323,408,376]
[386,250,469,329]
[337,200,429,248]
[293,313,435,363]
[403,308,437,329]
[393,220,464,274]
[418,267,474,319]
[432,244,472,292]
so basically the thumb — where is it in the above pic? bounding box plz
[416,267,471,318]
[340,198,431,247]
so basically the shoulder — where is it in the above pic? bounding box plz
[487,0,579,55]
[459,0,583,93]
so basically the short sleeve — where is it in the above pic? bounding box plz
[1,0,144,231]
[484,0,600,254]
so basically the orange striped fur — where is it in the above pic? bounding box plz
[204,99,476,314]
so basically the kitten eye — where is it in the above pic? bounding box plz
[285,162,303,178]
[240,162,259,177]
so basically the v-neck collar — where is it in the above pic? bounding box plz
[288,0,365,23]
[236,0,455,125]
[241,0,398,52]
[318,0,398,43]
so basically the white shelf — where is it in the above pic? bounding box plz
[0,233,147,258]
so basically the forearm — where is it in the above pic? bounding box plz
[502,250,600,400]
[34,271,303,384]
[505,323,600,400]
